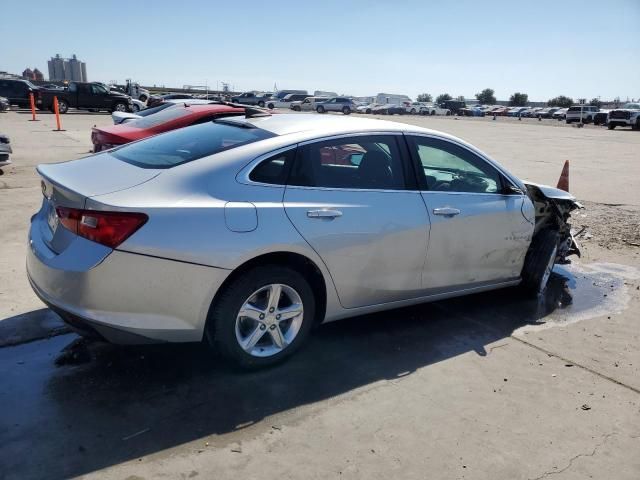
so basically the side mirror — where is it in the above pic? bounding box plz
[503,184,524,195]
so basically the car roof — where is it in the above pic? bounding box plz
[222,112,430,137]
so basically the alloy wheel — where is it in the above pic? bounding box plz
[235,284,304,357]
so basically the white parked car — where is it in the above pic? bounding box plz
[419,104,451,116]
[565,105,599,124]
[266,93,310,110]
[289,97,329,112]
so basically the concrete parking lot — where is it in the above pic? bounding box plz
[0,109,639,479]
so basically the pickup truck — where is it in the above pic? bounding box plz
[607,103,640,130]
[39,82,133,114]
[230,92,272,107]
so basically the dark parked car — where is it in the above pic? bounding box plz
[593,110,609,126]
[147,93,194,108]
[38,82,133,114]
[371,104,404,115]
[440,100,466,115]
[230,92,272,107]
[0,78,40,108]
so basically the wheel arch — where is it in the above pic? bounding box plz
[205,251,329,334]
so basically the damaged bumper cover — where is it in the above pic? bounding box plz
[523,181,582,261]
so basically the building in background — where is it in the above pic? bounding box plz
[22,68,44,81]
[47,54,87,82]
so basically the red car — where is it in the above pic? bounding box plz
[91,103,245,152]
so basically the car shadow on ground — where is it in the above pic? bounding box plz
[1,271,580,480]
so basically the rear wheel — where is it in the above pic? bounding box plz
[292,105,301,111]
[257,101,265,108]
[342,106,351,115]
[316,105,325,113]
[608,123,616,130]
[206,266,315,369]
[267,103,275,109]
[632,119,640,131]
[521,230,560,294]
[410,108,416,114]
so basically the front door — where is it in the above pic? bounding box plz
[284,134,429,308]
[405,135,533,290]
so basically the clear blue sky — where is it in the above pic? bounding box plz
[2,0,638,101]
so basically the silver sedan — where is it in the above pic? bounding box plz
[27,113,580,368]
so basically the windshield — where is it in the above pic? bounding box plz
[137,102,175,117]
[111,121,276,169]
[623,103,640,109]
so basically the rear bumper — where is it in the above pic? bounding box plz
[27,216,231,344]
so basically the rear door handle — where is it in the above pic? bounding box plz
[433,207,461,216]
[307,209,343,219]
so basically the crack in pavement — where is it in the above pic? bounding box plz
[528,432,616,480]
[510,336,640,395]
[433,304,640,396]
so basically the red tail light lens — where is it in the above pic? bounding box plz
[56,207,148,248]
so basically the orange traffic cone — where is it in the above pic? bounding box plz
[556,160,569,192]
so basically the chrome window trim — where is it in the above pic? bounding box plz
[236,145,298,188]
[406,132,525,194]
[238,131,407,191]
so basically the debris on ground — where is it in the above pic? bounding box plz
[54,338,92,366]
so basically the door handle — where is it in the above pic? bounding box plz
[433,207,461,216]
[307,209,343,219]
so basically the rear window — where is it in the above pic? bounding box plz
[567,107,582,112]
[111,121,276,169]
[128,106,192,128]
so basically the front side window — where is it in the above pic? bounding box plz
[409,137,502,194]
[111,121,275,169]
[91,84,108,95]
[289,135,408,190]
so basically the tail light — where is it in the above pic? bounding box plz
[56,207,147,248]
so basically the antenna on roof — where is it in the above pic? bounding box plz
[244,106,272,119]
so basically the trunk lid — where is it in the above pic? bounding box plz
[36,153,160,254]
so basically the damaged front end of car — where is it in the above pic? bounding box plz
[523,181,582,264]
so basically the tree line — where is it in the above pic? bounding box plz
[415,89,603,108]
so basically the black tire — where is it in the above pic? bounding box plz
[57,99,69,114]
[431,110,436,115]
[316,106,325,113]
[257,101,265,108]
[112,102,127,113]
[521,229,560,294]
[566,119,572,124]
[632,119,640,131]
[410,108,416,114]
[608,123,616,130]
[292,106,301,112]
[342,106,351,115]
[206,265,316,369]
[445,111,451,116]
[365,108,371,114]
[267,103,275,110]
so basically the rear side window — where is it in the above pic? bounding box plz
[111,122,275,169]
[249,149,296,185]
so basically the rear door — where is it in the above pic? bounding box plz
[284,133,429,308]
[406,135,532,290]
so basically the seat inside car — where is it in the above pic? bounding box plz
[357,150,393,189]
